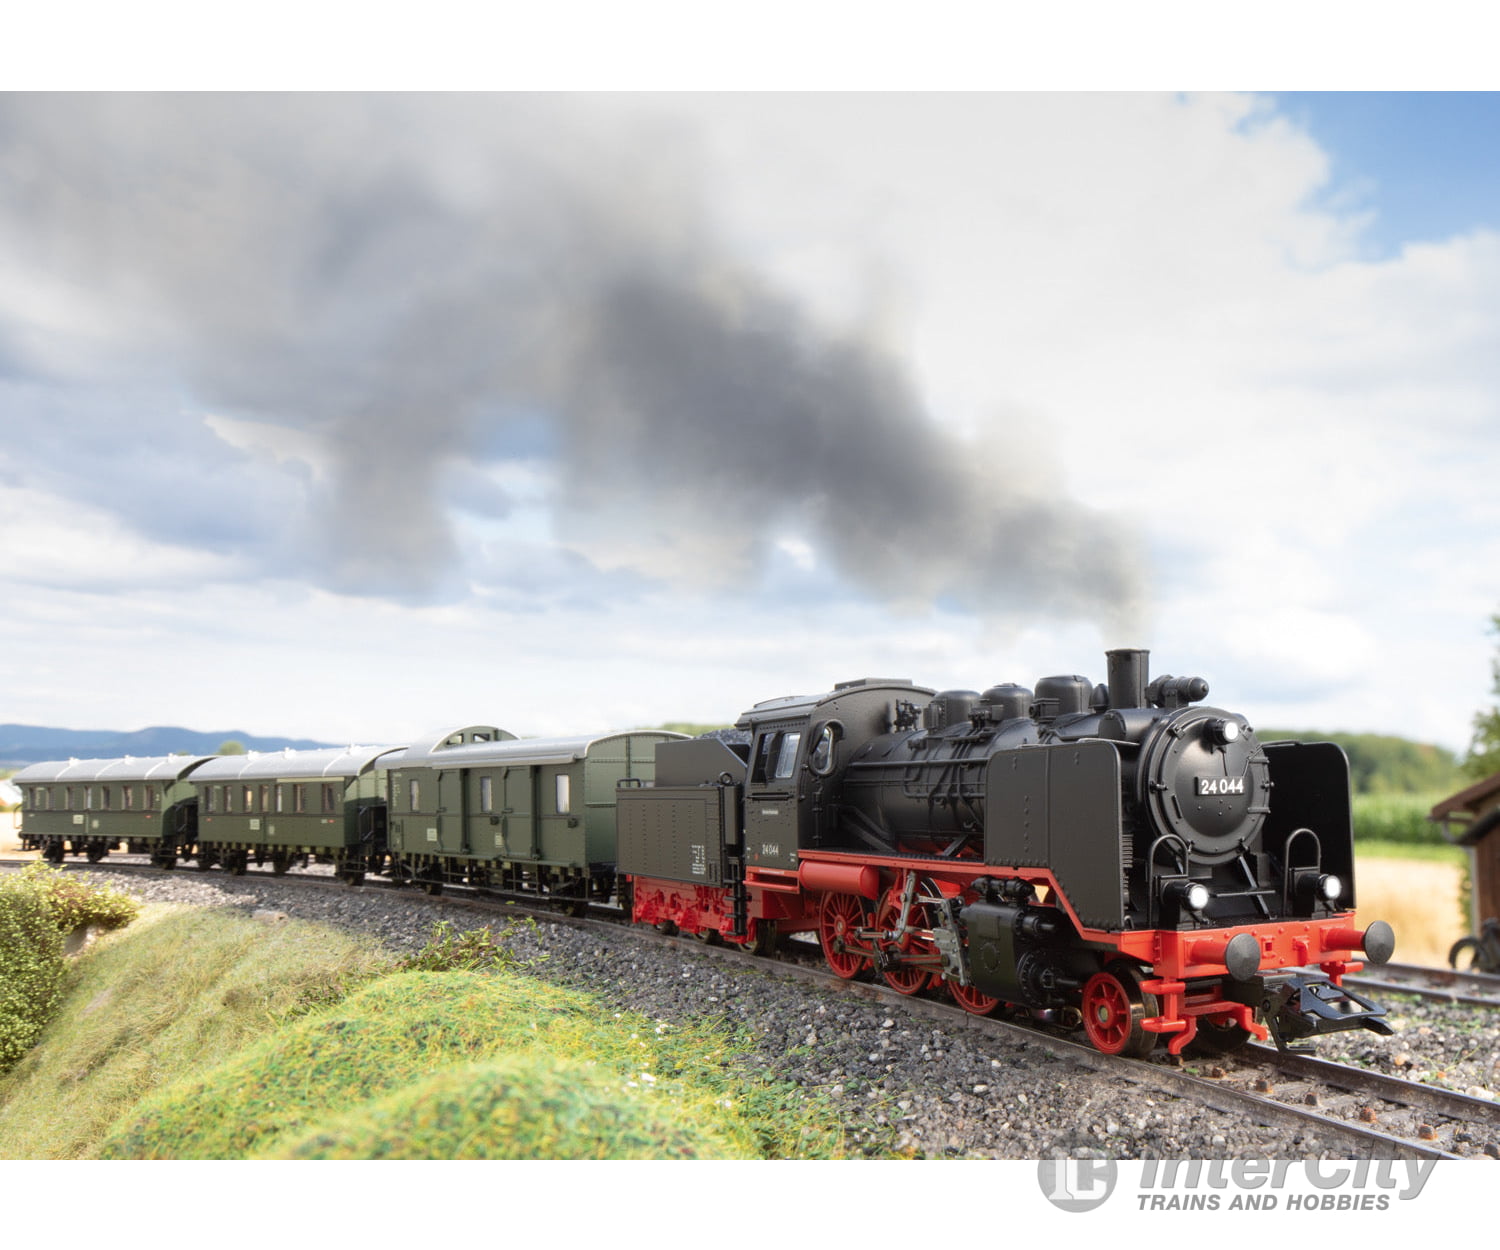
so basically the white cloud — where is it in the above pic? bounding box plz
[0,484,238,590]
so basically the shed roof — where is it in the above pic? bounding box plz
[1428,771,1500,844]
[381,730,685,772]
[189,745,405,782]
[1429,772,1500,822]
[11,755,214,785]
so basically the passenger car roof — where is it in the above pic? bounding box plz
[188,746,406,781]
[11,755,214,784]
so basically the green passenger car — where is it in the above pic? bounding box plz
[12,755,213,865]
[381,728,684,907]
[190,745,407,882]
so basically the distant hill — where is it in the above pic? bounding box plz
[0,724,337,768]
[1257,729,1463,796]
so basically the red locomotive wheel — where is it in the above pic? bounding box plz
[875,895,934,996]
[948,980,1001,1016]
[819,892,870,979]
[1081,968,1156,1058]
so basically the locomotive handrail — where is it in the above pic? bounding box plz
[1145,832,1191,929]
[1280,826,1323,915]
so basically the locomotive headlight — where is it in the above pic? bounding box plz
[1163,880,1211,916]
[1319,874,1343,903]
[1208,718,1241,745]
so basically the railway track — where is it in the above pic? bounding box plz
[10,853,1492,1159]
[1346,960,1500,1009]
[729,939,1483,1159]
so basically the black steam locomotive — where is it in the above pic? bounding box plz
[619,648,1394,1056]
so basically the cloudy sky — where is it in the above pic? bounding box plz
[3,89,1499,752]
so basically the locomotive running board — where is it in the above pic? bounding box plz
[1262,970,1395,1051]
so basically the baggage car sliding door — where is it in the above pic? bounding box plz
[501,767,536,859]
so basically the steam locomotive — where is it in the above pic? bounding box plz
[617,647,1394,1056]
[13,648,1394,1058]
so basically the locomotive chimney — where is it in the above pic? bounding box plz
[1106,648,1149,710]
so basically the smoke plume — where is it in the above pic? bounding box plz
[0,93,1144,628]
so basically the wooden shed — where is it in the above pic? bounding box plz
[1430,773,1500,930]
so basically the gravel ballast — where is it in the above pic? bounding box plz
[38,867,1500,1159]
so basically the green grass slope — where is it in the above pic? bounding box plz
[0,905,848,1160]
[267,1055,739,1159]
[0,905,392,1158]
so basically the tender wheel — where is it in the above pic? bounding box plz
[749,920,778,957]
[948,980,1001,1016]
[1081,967,1158,1058]
[1449,936,1483,971]
[1185,1019,1252,1056]
[876,894,934,996]
[818,892,870,979]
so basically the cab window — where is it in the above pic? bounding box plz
[752,728,803,783]
[773,732,802,779]
[809,723,838,775]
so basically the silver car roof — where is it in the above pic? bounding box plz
[188,745,406,782]
[11,755,215,784]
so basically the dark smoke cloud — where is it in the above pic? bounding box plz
[0,93,1144,627]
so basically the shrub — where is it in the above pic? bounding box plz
[399,918,539,974]
[0,864,141,1077]
[0,875,66,1073]
[20,863,141,932]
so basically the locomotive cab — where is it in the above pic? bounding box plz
[736,678,936,871]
